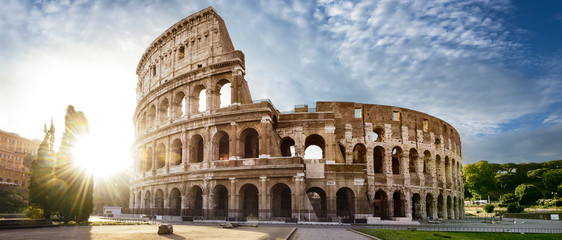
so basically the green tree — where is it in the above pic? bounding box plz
[495,172,520,194]
[483,204,495,213]
[499,193,518,205]
[28,122,56,218]
[527,168,548,181]
[515,184,543,206]
[463,161,497,199]
[54,105,94,223]
[542,169,562,193]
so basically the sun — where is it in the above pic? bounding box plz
[71,134,116,178]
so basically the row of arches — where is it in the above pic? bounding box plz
[137,80,232,134]
[373,190,462,220]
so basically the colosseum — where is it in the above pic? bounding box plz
[129,7,464,223]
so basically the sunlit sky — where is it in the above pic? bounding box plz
[1,0,561,176]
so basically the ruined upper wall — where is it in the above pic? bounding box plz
[135,7,241,100]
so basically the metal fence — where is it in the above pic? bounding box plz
[97,217,157,225]
[360,224,562,234]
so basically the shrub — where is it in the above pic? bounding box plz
[506,204,524,213]
[500,193,518,205]
[515,184,543,205]
[483,204,495,213]
[24,206,44,219]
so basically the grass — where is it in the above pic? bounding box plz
[355,229,562,240]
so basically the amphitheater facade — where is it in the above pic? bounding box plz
[129,7,464,223]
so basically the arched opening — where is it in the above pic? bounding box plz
[392,147,402,174]
[213,131,230,160]
[173,91,185,118]
[190,135,204,163]
[306,187,327,219]
[188,186,203,216]
[159,98,169,123]
[411,193,421,220]
[192,85,206,113]
[240,128,259,158]
[453,196,458,219]
[155,189,164,214]
[436,155,442,184]
[304,134,325,159]
[271,183,292,218]
[240,184,259,218]
[144,191,151,209]
[148,105,156,128]
[373,146,384,173]
[409,148,418,173]
[445,156,451,186]
[212,185,228,217]
[142,147,152,171]
[217,79,231,108]
[373,190,388,219]
[140,112,146,132]
[336,187,354,219]
[171,139,182,165]
[426,193,434,219]
[447,196,453,219]
[169,188,181,216]
[437,194,444,219]
[136,192,142,209]
[423,151,431,174]
[434,137,441,149]
[393,192,405,217]
[156,143,166,169]
[280,137,296,157]
[352,144,366,164]
[373,127,384,142]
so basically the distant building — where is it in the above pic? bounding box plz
[0,129,40,188]
[103,206,122,218]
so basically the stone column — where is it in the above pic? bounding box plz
[404,191,412,219]
[229,178,236,217]
[259,176,267,219]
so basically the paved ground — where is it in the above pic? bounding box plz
[0,225,294,240]
[288,228,371,240]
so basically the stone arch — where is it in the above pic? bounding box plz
[373,127,384,142]
[280,137,295,157]
[240,128,259,158]
[148,105,156,128]
[187,185,203,216]
[304,134,325,159]
[169,188,182,216]
[142,147,152,171]
[373,146,384,173]
[191,84,206,113]
[212,131,230,160]
[216,79,231,108]
[447,195,453,219]
[437,194,445,219]
[352,143,366,164]
[136,191,142,209]
[336,187,355,219]
[436,155,443,185]
[391,147,402,174]
[144,190,152,209]
[156,143,166,168]
[190,134,204,163]
[271,183,292,218]
[423,151,431,174]
[373,190,388,219]
[411,193,422,220]
[409,148,418,173]
[445,156,451,186]
[338,143,346,162]
[393,191,405,217]
[239,183,259,218]
[426,193,434,219]
[173,91,186,118]
[171,139,183,165]
[453,196,458,220]
[155,189,164,214]
[140,112,147,132]
[306,187,327,219]
[159,98,169,123]
[211,185,228,217]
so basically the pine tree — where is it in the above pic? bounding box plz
[54,105,94,223]
[28,121,56,218]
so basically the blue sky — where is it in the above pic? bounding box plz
[0,0,561,167]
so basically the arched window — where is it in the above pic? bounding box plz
[198,90,206,112]
[240,184,259,217]
[352,144,366,163]
[409,148,418,173]
[306,187,327,218]
[140,112,146,132]
[148,105,156,128]
[169,188,181,216]
[373,146,384,173]
[217,79,231,108]
[373,127,384,142]
[423,151,431,174]
[192,85,206,113]
[271,183,292,218]
[190,135,204,163]
[173,92,185,118]
[159,98,169,123]
[392,147,402,174]
[156,143,166,168]
[240,128,259,158]
[213,131,230,160]
[171,139,182,165]
[280,137,295,157]
[304,134,325,159]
